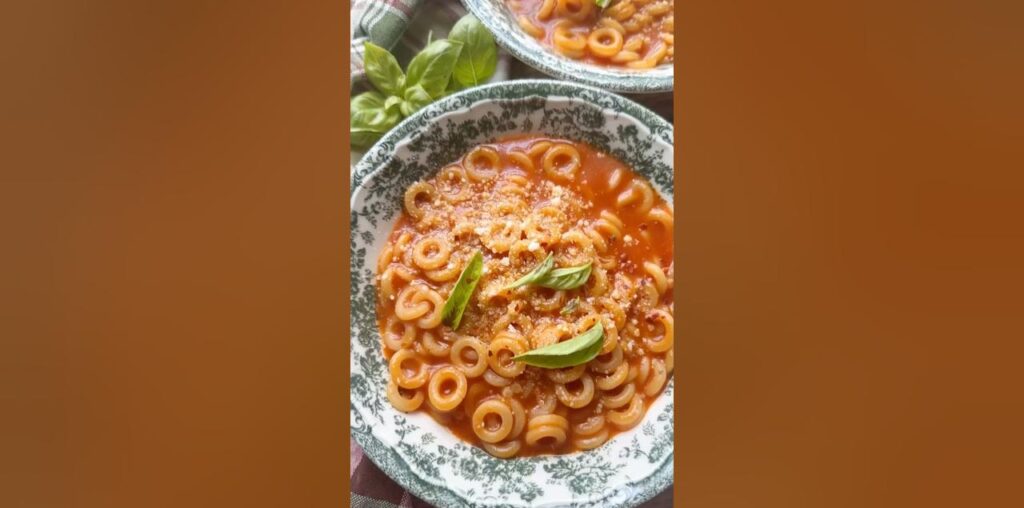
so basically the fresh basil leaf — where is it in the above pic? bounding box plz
[595,0,611,8]
[400,84,433,117]
[441,251,484,330]
[536,261,592,290]
[350,95,402,149]
[351,91,386,112]
[383,95,404,114]
[560,297,580,315]
[363,42,405,96]
[405,39,463,99]
[513,322,604,368]
[505,253,554,290]
[448,14,498,88]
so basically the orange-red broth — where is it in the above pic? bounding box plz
[376,135,673,456]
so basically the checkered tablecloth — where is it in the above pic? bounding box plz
[350,1,673,506]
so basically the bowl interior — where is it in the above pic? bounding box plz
[350,81,674,508]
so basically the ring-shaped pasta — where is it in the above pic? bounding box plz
[529,287,566,313]
[555,373,595,409]
[377,245,396,273]
[413,236,452,270]
[541,143,582,182]
[559,229,594,261]
[647,206,674,233]
[532,323,571,350]
[528,389,558,418]
[589,344,624,374]
[427,366,468,411]
[606,0,637,21]
[644,260,669,295]
[403,182,436,220]
[525,414,569,447]
[623,34,645,52]
[573,428,609,450]
[601,381,636,409]
[644,358,668,396]
[483,368,513,387]
[414,286,445,329]
[554,0,593,22]
[508,239,548,268]
[607,392,645,429]
[573,414,606,436]
[387,380,424,412]
[517,15,544,38]
[587,27,624,58]
[507,151,535,173]
[528,413,569,430]
[487,337,526,378]
[381,316,416,351]
[464,146,499,182]
[420,330,451,357]
[389,348,429,389]
[424,255,464,282]
[436,165,471,202]
[472,399,515,443]
[537,0,556,20]
[525,205,566,245]
[509,398,527,439]
[633,355,652,385]
[595,360,630,391]
[483,439,521,458]
[394,284,430,321]
[645,308,674,353]
[450,336,488,378]
[379,263,416,302]
[596,296,627,328]
[599,17,626,35]
[546,364,586,384]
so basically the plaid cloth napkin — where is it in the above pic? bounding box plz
[350,2,673,505]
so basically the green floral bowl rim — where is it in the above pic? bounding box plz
[460,0,673,94]
[351,80,674,508]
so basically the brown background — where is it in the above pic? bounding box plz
[1,1,345,507]
[1,1,1022,507]
[678,0,1024,506]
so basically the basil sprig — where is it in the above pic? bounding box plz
[536,262,592,290]
[504,253,592,291]
[351,14,498,148]
[505,253,554,290]
[513,322,605,368]
[441,251,484,330]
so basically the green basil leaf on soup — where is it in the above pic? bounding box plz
[536,261,592,290]
[513,322,604,368]
[505,253,554,290]
[362,42,405,96]
[441,251,484,330]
